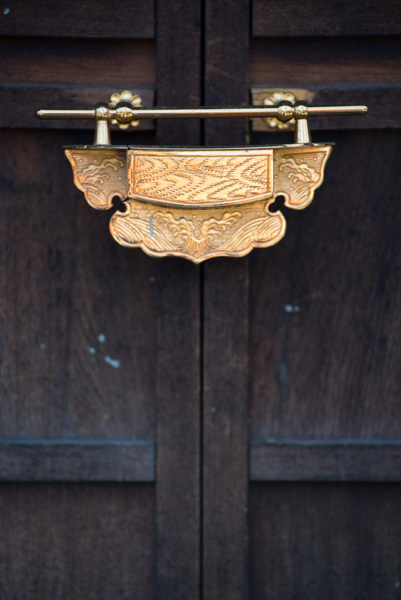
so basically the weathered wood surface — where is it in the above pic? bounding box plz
[250,483,401,600]
[155,1,202,598]
[0,128,158,440]
[0,441,155,481]
[250,36,401,86]
[251,442,401,482]
[248,9,401,593]
[0,483,155,600]
[0,0,154,38]
[2,38,156,86]
[249,129,401,441]
[253,0,401,36]
[203,1,250,599]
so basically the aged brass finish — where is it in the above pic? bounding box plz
[251,89,316,131]
[65,145,331,262]
[37,100,367,262]
[94,104,110,145]
[36,105,367,121]
[109,91,143,129]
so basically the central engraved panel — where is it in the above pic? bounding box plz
[127,149,273,207]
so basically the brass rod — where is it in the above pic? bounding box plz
[36,105,368,121]
[36,109,96,119]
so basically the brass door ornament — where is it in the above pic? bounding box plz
[36,100,367,262]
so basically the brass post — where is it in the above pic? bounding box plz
[94,104,111,145]
[294,105,311,144]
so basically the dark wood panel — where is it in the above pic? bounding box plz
[253,0,401,37]
[203,260,250,600]
[249,129,401,440]
[0,441,154,481]
[306,87,401,130]
[203,2,250,599]
[0,1,154,38]
[155,261,201,600]
[156,0,201,144]
[250,37,401,87]
[155,1,201,598]
[0,85,154,129]
[0,128,157,439]
[2,37,156,86]
[0,483,154,599]
[250,441,401,481]
[250,482,401,600]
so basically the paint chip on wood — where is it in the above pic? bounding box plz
[105,356,121,369]
[284,304,300,313]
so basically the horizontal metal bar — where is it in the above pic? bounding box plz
[36,104,368,121]
[36,108,96,119]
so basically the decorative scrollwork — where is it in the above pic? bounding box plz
[65,149,127,209]
[274,147,332,209]
[110,200,286,262]
[66,145,331,261]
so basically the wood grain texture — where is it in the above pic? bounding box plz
[0,441,154,482]
[250,37,401,87]
[156,0,201,144]
[250,482,401,599]
[252,0,401,36]
[2,38,156,86]
[0,128,157,440]
[249,129,401,441]
[203,2,250,598]
[250,441,401,482]
[155,1,201,598]
[203,260,250,600]
[0,483,155,599]
[0,0,154,38]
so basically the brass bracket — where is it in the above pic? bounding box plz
[36,100,367,262]
[251,88,316,131]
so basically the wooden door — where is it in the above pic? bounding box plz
[201,1,401,599]
[1,2,201,599]
[2,1,401,599]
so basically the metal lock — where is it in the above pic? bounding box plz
[36,96,367,262]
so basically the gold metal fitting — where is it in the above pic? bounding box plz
[276,104,294,123]
[252,88,316,132]
[94,103,111,145]
[264,91,297,129]
[36,98,368,261]
[109,91,143,129]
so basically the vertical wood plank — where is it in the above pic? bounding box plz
[0,483,155,600]
[155,1,202,599]
[203,2,250,599]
